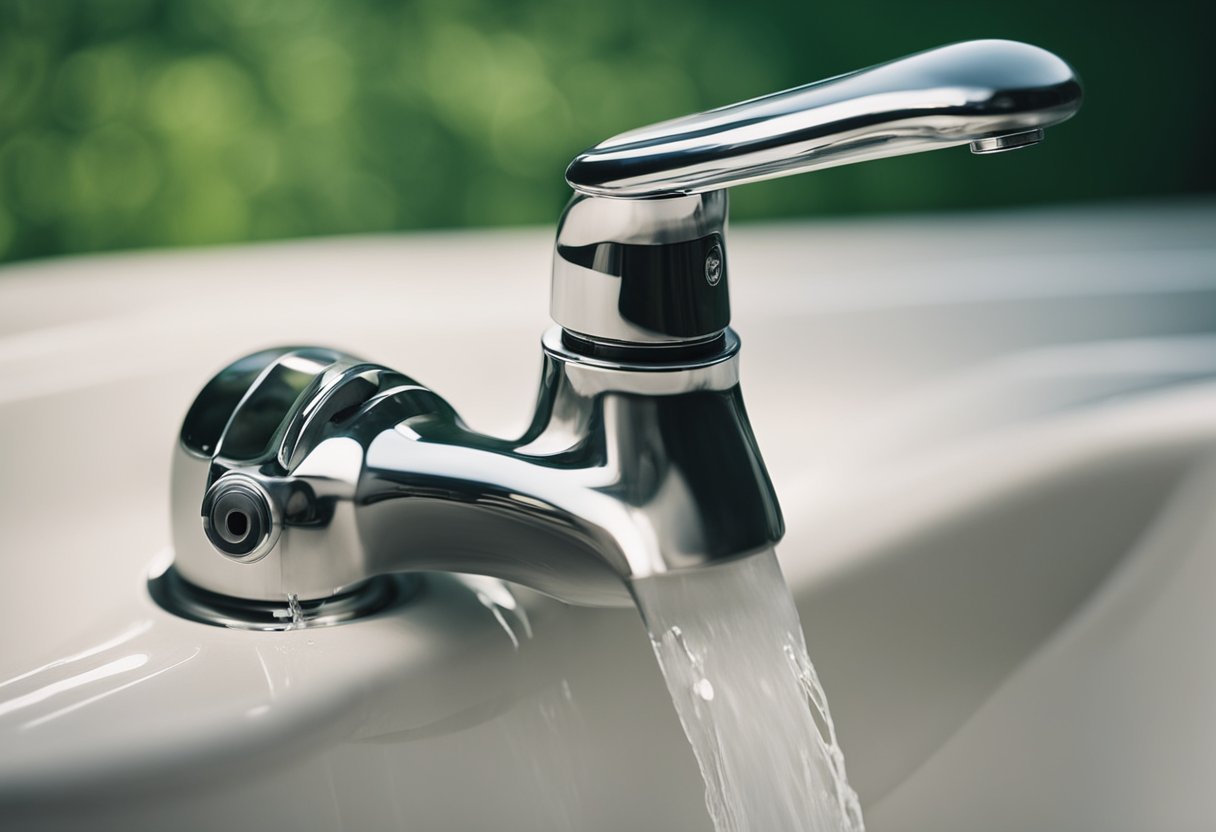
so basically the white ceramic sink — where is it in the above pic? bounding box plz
[2,200,1215,831]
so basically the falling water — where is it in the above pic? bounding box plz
[631,549,864,832]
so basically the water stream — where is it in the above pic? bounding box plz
[631,549,865,832]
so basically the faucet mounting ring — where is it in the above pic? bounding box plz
[149,566,420,631]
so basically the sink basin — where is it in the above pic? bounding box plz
[2,199,1215,830]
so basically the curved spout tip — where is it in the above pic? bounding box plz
[970,128,1045,155]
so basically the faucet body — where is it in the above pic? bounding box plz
[166,40,1079,618]
[171,331,781,607]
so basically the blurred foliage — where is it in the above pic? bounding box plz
[0,0,1210,263]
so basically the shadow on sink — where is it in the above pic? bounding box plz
[788,382,1216,803]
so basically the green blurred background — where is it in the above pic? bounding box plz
[0,0,1211,264]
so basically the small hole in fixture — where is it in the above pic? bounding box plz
[225,510,250,539]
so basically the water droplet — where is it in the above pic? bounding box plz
[286,593,304,629]
[693,678,715,701]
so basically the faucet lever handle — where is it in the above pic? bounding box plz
[564,39,1081,199]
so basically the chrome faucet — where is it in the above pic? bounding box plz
[162,40,1081,626]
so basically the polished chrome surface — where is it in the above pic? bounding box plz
[551,191,732,345]
[169,39,1077,615]
[565,40,1081,198]
[552,39,1081,346]
[170,332,782,608]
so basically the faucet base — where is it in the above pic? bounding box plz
[149,564,421,631]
